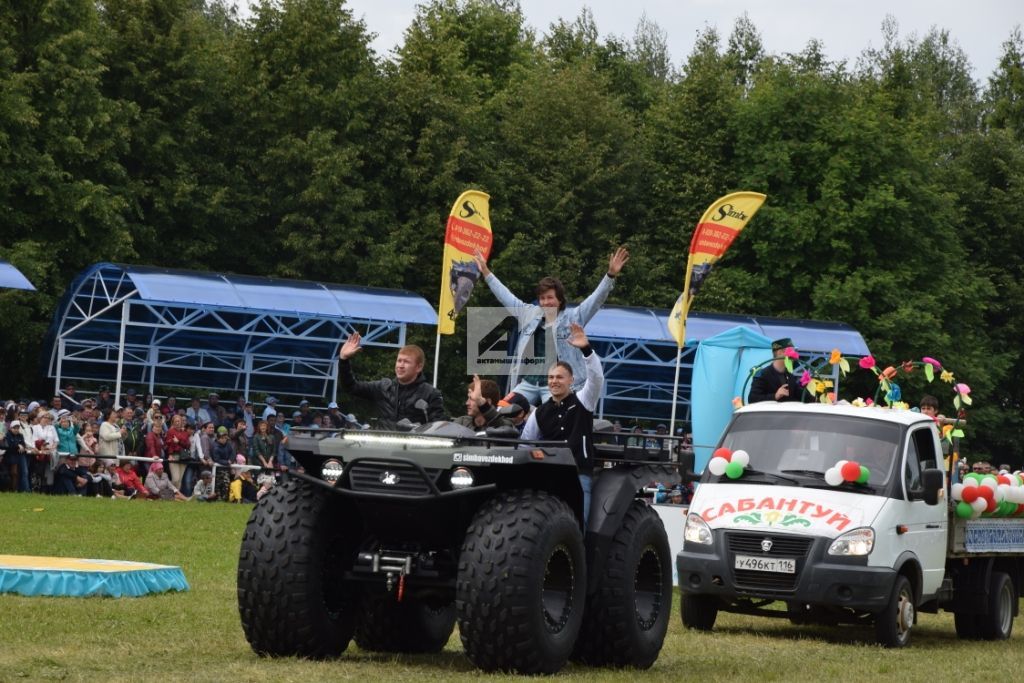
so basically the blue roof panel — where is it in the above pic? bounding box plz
[0,261,35,291]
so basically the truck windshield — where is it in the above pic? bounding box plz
[718,412,901,489]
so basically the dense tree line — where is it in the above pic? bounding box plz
[2,0,1023,459]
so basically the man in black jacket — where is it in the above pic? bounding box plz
[338,332,446,430]
[749,337,803,403]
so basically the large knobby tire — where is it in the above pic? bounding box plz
[457,490,586,674]
[979,571,1016,640]
[355,598,456,653]
[237,477,360,658]
[574,500,672,669]
[680,593,719,631]
[875,575,915,648]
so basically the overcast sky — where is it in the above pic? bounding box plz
[330,0,1020,83]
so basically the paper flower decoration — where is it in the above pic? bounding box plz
[922,357,943,370]
[829,349,842,365]
[955,383,971,395]
[859,355,876,370]
[940,370,955,383]
[825,460,870,486]
[880,366,897,381]
[784,347,800,360]
[901,361,915,373]
[800,370,812,387]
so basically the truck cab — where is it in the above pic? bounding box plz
[677,402,951,646]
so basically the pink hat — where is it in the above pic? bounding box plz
[149,461,164,472]
[235,454,247,464]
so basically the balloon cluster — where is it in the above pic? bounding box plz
[951,473,1024,519]
[825,460,870,486]
[707,447,749,479]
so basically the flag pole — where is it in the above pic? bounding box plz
[432,330,441,385]
[668,345,682,436]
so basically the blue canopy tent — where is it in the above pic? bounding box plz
[42,263,437,404]
[583,305,870,425]
[0,260,36,291]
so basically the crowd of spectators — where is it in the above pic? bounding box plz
[0,384,351,502]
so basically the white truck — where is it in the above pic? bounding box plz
[676,402,1023,647]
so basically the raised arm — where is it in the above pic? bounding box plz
[568,323,604,412]
[474,250,534,322]
[574,246,628,324]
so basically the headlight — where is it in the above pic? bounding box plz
[828,527,874,556]
[449,467,474,489]
[684,513,713,546]
[321,459,344,483]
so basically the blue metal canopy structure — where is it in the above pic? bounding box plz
[0,260,36,291]
[43,263,437,403]
[583,305,870,424]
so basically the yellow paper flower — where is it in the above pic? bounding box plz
[813,380,826,394]
[940,370,955,383]
[941,424,953,437]
[829,349,842,365]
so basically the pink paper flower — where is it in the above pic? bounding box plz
[858,355,875,369]
[784,347,799,360]
[865,397,874,406]
[955,383,971,395]
[800,370,811,387]
[922,356,942,370]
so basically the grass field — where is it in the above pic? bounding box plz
[2,493,1024,682]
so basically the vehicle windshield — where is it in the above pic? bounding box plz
[714,412,902,490]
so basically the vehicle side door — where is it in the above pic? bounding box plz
[898,425,947,597]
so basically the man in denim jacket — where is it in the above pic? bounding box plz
[473,246,628,405]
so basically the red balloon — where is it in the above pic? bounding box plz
[978,487,994,503]
[997,475,1012,486]
[961,486,979,503]
[986,498,998,513]
[841,461,862,482]
[713,447,732,462]
[1017,504,1024,517]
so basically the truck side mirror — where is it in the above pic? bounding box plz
[921,468,944,506]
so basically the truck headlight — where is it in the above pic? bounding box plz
[449,467,474,489]
[684,513,713,546]
[321,459,344,483]
[828,527,874,556]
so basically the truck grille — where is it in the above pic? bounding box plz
[727,532,812,594]
[346,462,442,496]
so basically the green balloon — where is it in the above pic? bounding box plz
[725,461,744,479]
[965,473,981,484]
[856,466,870,484]
[956,501,974,519]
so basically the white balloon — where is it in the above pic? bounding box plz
[824,468,844,487]
[951,483,964,502]
[997,484,1011,502]
[835,460,848,471]
[972,507,984,519]
[981,477,999,491]
[708,457,728,476]
[971,498,988,514]
[731,450,750,468]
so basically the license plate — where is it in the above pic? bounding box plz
[734,555,796,573]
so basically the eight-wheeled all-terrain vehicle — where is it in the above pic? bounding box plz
[237,421,684,674]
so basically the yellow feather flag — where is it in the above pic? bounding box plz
[437,190,493,335]
[668,191,767,346]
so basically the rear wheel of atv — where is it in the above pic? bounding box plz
[237,477,360,658]
[457,490,585,674]
[355,598,456,653]
[574,500,672,668]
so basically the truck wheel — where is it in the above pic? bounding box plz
[680,593,719,631]
[237,477,360,658]
[574,500,672,668]
[355,598,456,653]
[457,490,586,674]
[953,611,980,639]
[874,575,914,648]
[979,571,1016,640]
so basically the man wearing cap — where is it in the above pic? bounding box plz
[205,392,226,427]
[191,470,218,502]
[749,338,804,403]
[498,392,532,435]
[338,334,446,430]
[95,386,113,412]
[296,399,314,427]
[261,397,278,422]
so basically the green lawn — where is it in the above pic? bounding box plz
[2,493,1024,682]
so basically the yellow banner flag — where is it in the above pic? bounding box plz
[437,190,493,335]
[668,191,767,346]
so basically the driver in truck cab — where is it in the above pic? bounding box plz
[337,333,447,430]
[520,322,603,525]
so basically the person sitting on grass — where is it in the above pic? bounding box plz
[114,460,147,499]
[144,460,187,501]
[53,453,86,495]
[191,470,218,502]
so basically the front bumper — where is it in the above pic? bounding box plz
[676,529,896,612]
